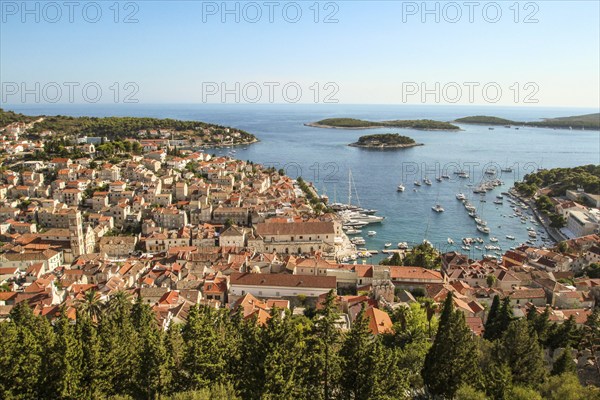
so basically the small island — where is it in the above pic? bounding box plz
[348,133,423,149]
[306,118,460,131]
[455,113,600,130]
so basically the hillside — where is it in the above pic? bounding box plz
[0,108,258,144]
[455,113,600,130]
[306,118,460,131]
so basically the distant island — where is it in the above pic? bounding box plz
[348,133,423,149]
[306,118,460,131]
[455,113,600,130]
[0,108,258,146]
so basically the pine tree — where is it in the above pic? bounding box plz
[261,308,306,399]
[484,295,501,340]
[532,306,551,345]
[310,290,342,400]
[132,299,171,398]
[180,306,227,391]
[47,311,84,399]
[77,313,106,399]
[496,296,514,337]
[422,293,481,397]
[339,307,377,400]
[496,319,547,387]
[484,358,513,400]
[552,346,577,376]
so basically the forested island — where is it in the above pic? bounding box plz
[306,118,460,131]
[349,133,422,149]
[455,113,600,130]
[0,108,258,145]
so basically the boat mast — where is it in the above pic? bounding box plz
[348,169,352,206]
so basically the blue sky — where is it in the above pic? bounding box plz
[1,0,599,106]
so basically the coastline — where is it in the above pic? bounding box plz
[348,142,424,149]
[304,122,461,131]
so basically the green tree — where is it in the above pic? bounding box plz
[75,289,103,324]
[487,274,497,288]
[552,346,577,376]
[507,386,543,400]
[47,311,83,399]
[180,306,227,391]
[455,385,487,400]
[339,307,378,400]
[495,319,547,387]
[422,293,481,397]
[77,313,106,399]
[484,295,501,340]
[539,373,600,400]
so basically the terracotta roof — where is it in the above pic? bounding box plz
[230,272,336,289]
[255,221,334,236]
[389,266,443,281]
[365,307,393,335]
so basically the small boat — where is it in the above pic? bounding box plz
[474,218,487,226]
[345,228,362,235]
[414,181,422,187]
[462,245,471,251]
[432,204,445,213]
[384,243,392,248]
[493,200,503,205]
[476,237,484,243]
[506,235,515,240]
[424,178,432,186]
[489,127,495,130]
[352,237,366,245]
[456,193,466,200]
[485,168,496,175]
[367,231,377,236]
[397,184,405,192]
[441,174,450,179]
[477,225,491,234]
[458,172,469,179]
[490,237,499,242]
[436,177,442,182]
[468,211,477,218]
[447,238,454,244]
[496,195,504,199]
[528,231,537,238]
[398,242,409,249]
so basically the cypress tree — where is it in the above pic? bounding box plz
[422,293,481,397]
[48,312,83,399]
[496,297,514,337]
[552,346,577,376]
[339,307,377,400]
[484,295,501,340]
[496,319,547,387]
[77,313,105,399]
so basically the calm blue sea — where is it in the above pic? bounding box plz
[7,104,600,261]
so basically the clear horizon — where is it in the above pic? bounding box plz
[2,1,599,108]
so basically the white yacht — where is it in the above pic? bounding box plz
[477,225,490,234]
[414,180,422,187]
[447,238,454,244]
[432,204,445,213]
[456,193,466,200]
[424,178,432,186]
[490,237,499,242]
[345,228,362,235]
[474,218,487,226]
[367,230,377,236]
[506,235,515,240]
[397,242,409,249]
[384,243,392,248]
[397,184,405,192]
[528,231,537,238]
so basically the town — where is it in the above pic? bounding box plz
[1,114,599,399]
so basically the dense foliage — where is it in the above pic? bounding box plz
[351,133,417,147]
[313,118,459,130]
[455,113,600,130]
[1,292,598,399]
[0,108,256,142]
[380,242,442,269]
[515,165,600,198]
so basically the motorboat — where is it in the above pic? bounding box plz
[436,177,443,182]
[367,230,377,236]
[423,178,432,186]
[456,193,466,200]
[506,235,515,240]
[397,184,405,192]
[345,228,362,235]
[447,238,454,244]
[490,237,499,242]
[397,242,409,249]
[477,225,490,234]
[414,181,422,186]
[474,218,487,226]
[384,243,392,248]
[432,204,445,213]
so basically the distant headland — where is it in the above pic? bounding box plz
[454,113,600,130]
[348,133,423,149]
[305,118,460,131]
